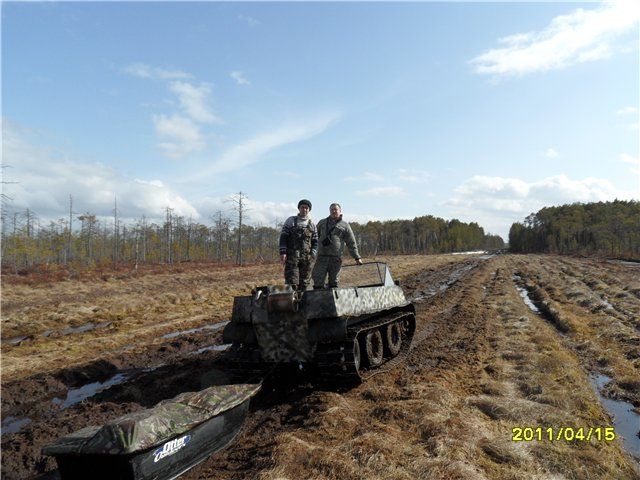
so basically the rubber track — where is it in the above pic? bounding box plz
[223,311,416,384]
[314,311,416,382]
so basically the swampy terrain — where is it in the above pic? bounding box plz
[2,254,639,479]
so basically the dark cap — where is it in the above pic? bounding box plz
[298,199,312,210]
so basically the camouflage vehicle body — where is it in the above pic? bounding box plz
[223,262,416,380]
[43,384,260,480]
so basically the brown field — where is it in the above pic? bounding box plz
[1,254,639,479]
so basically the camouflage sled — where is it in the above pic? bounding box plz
[43,383,260,480]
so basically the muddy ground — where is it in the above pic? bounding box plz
[1,254,639,479]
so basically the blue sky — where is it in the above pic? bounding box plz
[2,1,639,240]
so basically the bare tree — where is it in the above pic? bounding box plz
[164,206,174,264]
[78,213,97,264]
[211,210,230,264]
[67,194,77,264]
[113,196,119,267]
[1,164,17,206]
[227,192,249,265]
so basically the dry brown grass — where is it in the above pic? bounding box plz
[512,255,640,406]
[3,253,638,479]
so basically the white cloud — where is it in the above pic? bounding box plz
[169,81,221,124]
[230,71,251,86]
[237,14,259,27]
[451,174,633,207]
[356,186,405,197]
[345,169,430,183]
[396,168,431,183]
[453,176,530,200]
[445,173,637,237]
[185,113,340,181]
[123,63,192,80]
[124,65,221,158]
[617,106,638,114]
[345,171,385,182]
[194,196,295,227]
[153,114,205,158]
[135,179,165,188]
[2,120,199,223]
[544,148,559,158]
[471,0,640,76]
[194,197,377,228]
[620,153,640,174]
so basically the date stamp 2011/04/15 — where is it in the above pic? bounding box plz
[512,427,616,442]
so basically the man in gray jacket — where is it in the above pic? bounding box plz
[312,203,363,289]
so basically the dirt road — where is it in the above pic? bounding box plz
[2,254,639,479]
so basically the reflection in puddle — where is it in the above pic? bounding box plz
[2,323,111,346]
[190,344,231,355]
[3,335,31,346]
[590,374,640,458]
[412,264,478,302]
[60,321,111,336]
[142,363,165,373]
[162,321,229,339]
[607,260,640,267]
[1,416,32,436]
[52,373,130,410]
[513,275,541,314]
[600,298,615,311]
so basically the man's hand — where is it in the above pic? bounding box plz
[356,258,363,265]
[280,254,287,265]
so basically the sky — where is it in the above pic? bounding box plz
[2,0,639,240]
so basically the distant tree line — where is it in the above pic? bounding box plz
[1,204,503,273]
[351,216,504,256]
[508,200,640,259]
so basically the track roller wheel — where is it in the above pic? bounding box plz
[364,329,384,367]
[353,337,361,372]
[384,321,403,357]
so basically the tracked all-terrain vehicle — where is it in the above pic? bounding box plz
[223,262,416,381]
[43,262,414,479]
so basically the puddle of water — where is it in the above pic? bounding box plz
[452,250,487,255]
[52,373,130,410]
[1,416,32,436]
[590,374,640,458]
[190,344,231,355]
[3,335,32,346]
[516,285,541,314]
[412,265,476,302]
[479,254,496,260]
[608,260,640,267]
[600,298,615,311]
[162,321,229,340]
[5,322,115,345]
[513,275,541,314]
[60,321,111,336]
[142,363,165,373]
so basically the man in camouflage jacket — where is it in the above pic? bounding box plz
[312,203,363,289]
[279,199,318,291]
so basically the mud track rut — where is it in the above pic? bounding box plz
[2,255,639,479]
